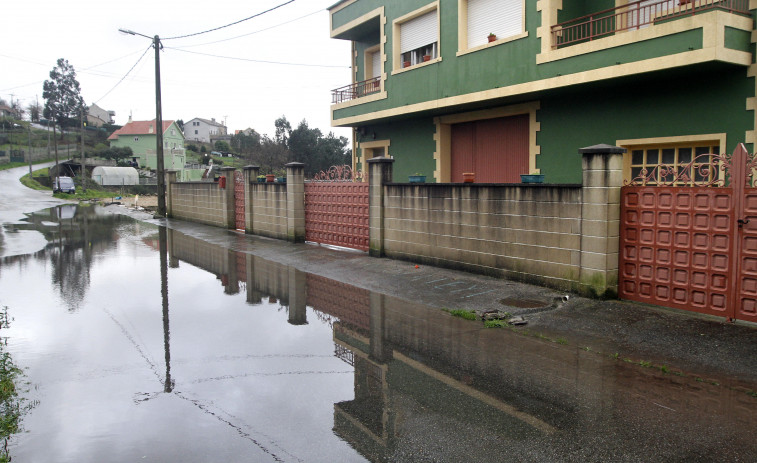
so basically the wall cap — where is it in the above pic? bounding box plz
[285,162,305,167]
[579,144,626,155]
[219,166,236,172]
[243,165,260,170]
[367,157,395,164]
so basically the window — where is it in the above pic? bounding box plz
[395,6,439,69]
[134,137,139,142]
[195,130,198,135]
[463,0,524,49]
[628,143,721,184]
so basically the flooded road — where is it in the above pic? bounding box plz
[1,204,756,462]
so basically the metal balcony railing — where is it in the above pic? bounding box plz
[552,0,750,49]
[331,77,381,104]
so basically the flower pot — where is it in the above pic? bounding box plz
[257,177,266,183]
[409,175,426,183]
[488,35,497,43]
[403,61,411,68]
[266,174,275,183]
[520,174,544,184]
[462,172,475,183]
[422,55,431,62]
[276,176,286,184]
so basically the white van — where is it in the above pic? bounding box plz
[52,176,76,194]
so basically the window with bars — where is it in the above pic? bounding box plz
[628,143,721,184]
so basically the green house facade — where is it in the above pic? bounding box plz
[108,119,186,170]
[329,0,755,183]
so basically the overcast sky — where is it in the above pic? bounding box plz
[1,0,352,139]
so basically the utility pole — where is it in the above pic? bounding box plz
[80,109,86,192]
[154,35,166,217]
[119,28,166,217]
[27,123,32,177]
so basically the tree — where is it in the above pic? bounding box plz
[214,140,231,152]
[27,101,42,122]
[43,58,87,138]
[9,100,25,120]
[274,116,291,145]
[259,135,289,174]
[176,119,184,131]
[230,129,261,161]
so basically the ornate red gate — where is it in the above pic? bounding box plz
[305,166,369,252]
[234,170,245,231]
[620,144,757,322]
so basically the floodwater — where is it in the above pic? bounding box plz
[1,205,756,462]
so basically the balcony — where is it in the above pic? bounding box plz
[331,77,381,104]
[552,0,750,49]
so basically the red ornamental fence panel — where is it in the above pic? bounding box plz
[234,170,245,231]
[619,144,757,322]
[305,165,369,252]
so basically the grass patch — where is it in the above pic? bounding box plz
[445,309,477,321]
[556,338,568,345]
[484,319,509,328]
[0,158,56,172]
[0,306,32,463]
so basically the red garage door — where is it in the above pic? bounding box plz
[450,114,529,183]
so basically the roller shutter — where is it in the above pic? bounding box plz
[467,0,523,48]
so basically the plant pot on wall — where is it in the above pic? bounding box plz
[266,174,275,183]
[462,172,475,183]
[422,55,431,62]
[257,176,266,183]
[276,176,286,184]
[403,61,411,68]
[488,34,497,43]
[520,174,544,184]
[409,175,426,183]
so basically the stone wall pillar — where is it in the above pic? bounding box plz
[287,267,307,325]
[243,165,259,233]
[368,157,394,257]
[286,162,305,243]
[219,167,236,229]
[578,144,625,298]
[165,170,178,218]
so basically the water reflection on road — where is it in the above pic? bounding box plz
[0,205,755,462]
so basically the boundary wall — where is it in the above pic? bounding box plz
[165,147,623,297]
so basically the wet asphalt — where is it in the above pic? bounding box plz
[109,204,757,388]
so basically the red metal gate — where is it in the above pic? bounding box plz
[234,170,245,231]
[620,144,757,322]
[305,167,368,251]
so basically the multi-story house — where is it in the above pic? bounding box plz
[108,118,186,170]
[87,103,116,127]
[184,117,228,143]
[328,0,755,183]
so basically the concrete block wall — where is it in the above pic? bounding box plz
[250,183,288,240]
[165,167,235,229]
[381,184,583,289]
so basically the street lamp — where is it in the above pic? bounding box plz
[119,28,167,218]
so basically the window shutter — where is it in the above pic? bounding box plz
[372,51,381,79]
[400,10,438,54]
[467,0,523,48]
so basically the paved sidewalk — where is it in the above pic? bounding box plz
[114,206,757,387]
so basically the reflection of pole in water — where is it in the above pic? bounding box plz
[159,226,173,393]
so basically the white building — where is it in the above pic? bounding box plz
[87,103,115,127]
[184,117,227,143]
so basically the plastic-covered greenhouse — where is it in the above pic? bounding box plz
[91,166,139,186]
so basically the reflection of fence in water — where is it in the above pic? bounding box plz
[306,274,371,332]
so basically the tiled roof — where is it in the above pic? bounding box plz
[107,120,176,140]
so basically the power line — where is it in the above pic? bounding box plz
[94,45,152,104]
[174,8,324,49]
[162,0,296,41]
[165,47,350,69]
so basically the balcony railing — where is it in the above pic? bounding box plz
[552,0,750,49]
[331,77,381,104]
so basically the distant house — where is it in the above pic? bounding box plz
[87,104,115,127]
[0,104,13,117]
[184,117,227,143]
[107,118,185,170]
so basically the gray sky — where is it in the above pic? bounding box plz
[1,0,352,139]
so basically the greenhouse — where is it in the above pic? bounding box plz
[91,166,139,186]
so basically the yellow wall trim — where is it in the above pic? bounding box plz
[392,1,440,72]
[456,31,529,58]
[616,133,727,180]
[331,6,384,38]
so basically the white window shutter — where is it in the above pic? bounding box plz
[372,51,381,79]
[467,0,523,48]
[400,10,438,54]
